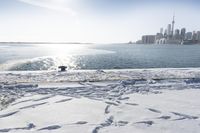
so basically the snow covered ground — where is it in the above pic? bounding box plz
[0,68,200,133]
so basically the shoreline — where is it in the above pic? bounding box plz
[1,68,200,83]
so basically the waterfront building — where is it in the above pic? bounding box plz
[171,15,175,36]
[137,15,199,45]
[197,31,200,41]
[167,24,172,36]
[192,31,197,41]
[136,40,142,44]
[181,28,186,40]
[185,32,193,40]
[160,28,163,35]
[164,29,168,38]
[175,29,180,39]
[156,33,163,40]
[156,38,167,44]
[142,35,156,44]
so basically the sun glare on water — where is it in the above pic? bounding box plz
[25,44,89,70]
[40,44,87,56]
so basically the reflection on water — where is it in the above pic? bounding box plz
[39,44,86,56]
[0,56,79,71]
[38,44,114,56]
[0,44,114,71]
[1,43,200,71]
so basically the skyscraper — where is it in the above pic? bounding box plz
[181,28,186,40]
[192,31,197,41]
[164,29,167,38]
[160,28,163,35]
[142,35,156,44]
[197,31,200,41]
[175,29,180,39]
[175,29,180,35]
[171,15,175,36]
[167,24,171,36]
[185,32,193,40]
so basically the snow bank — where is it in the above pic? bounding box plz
[1,68,200,83]
[0,68,200,132]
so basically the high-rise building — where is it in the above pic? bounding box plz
[156,33,163,40]
[175,29,180,35]
[197,31,200,41]
[192,31,197,40]
[171,15,175,36]
[185,32,193,40]
[175,29,180,39]
[142,35,156,44]
[167,24,171,36]
[137,15,199,45]
[160,28,163,35]
[181,28,186,40]
[164,29,167,38]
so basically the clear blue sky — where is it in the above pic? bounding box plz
[0,0,200,43]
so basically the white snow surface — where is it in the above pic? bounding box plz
[0,68,200,133]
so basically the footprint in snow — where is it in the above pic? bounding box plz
[92,116,114,133]
[0,123,35,132]
[173,117,187,121]
[105,101,119,106]
[171,112,199,120]
[0,111,19,118]
[125,103,139,106]
[118,97,130,100]
[55,98,72,103]
[75,121,88,125]
[33,96,53,102]
[11,99,33,106]
[157,115,171,120]
[38,125,61,131]
[147,108,162,113]
[134,121,154,126]
[105,105,111,114]
[116,121,129,126]
[19,102,47,110]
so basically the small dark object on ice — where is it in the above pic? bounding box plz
[96,69,105,73]
[58,66,67,72]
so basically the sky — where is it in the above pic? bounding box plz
[0,0,200,43]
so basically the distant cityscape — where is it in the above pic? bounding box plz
[136,15,200,45]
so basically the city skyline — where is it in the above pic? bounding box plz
[0,0,200,43]
[138,15,200,44]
